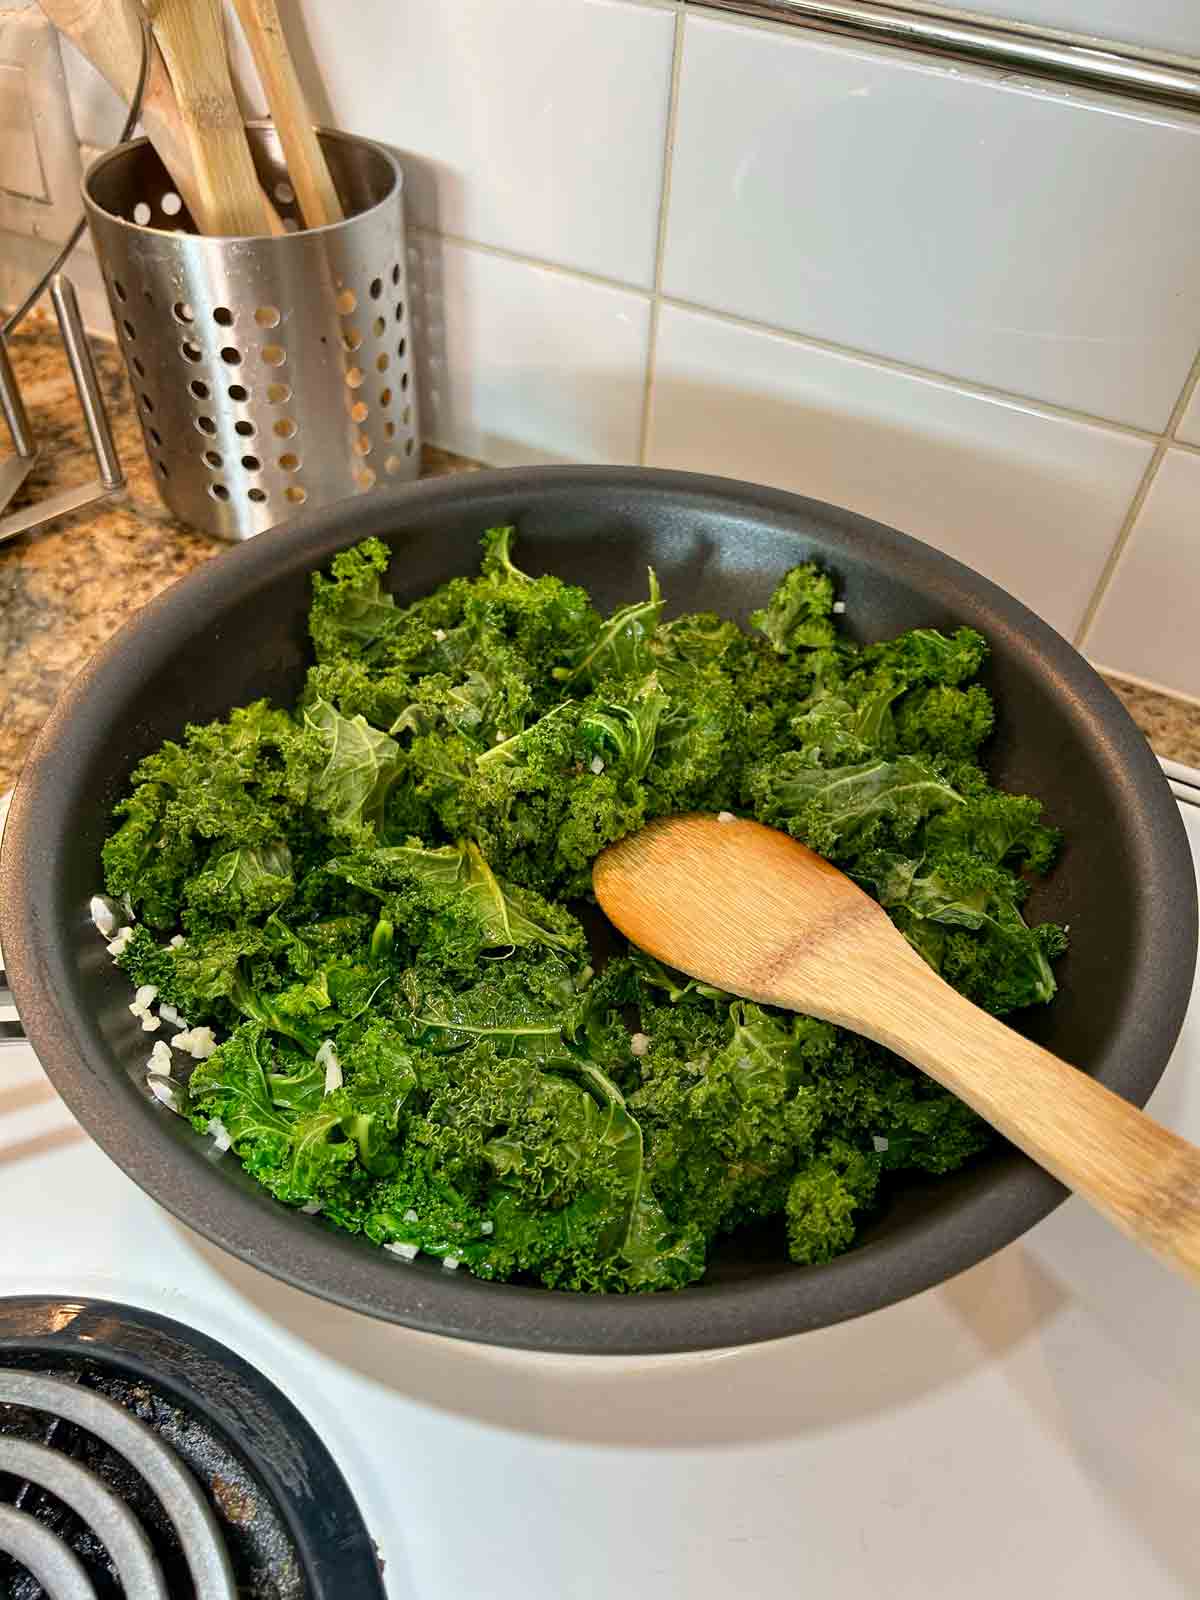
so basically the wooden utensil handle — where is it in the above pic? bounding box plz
[860,949,1200,1281]
[230,0,342,229]
[39,0,199,215]
[150,0,276,237]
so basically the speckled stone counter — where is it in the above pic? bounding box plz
[1096,671,1200,769]
[1,314,1198,791]
[0,314,478,791]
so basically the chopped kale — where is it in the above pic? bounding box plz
[105,528,1065,1290]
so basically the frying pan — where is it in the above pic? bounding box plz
[2,467,1194,1353]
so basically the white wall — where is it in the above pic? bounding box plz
[20,0,1200,695]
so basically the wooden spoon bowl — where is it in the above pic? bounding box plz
[596,814,1200,1285]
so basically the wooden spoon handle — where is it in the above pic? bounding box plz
[148,0,276,236]
[39,0,200,216]
[866,953,1200,1282]
[230,0,342,228]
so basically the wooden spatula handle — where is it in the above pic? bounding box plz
[150,0,276,236]
[38,0,200,217]
[853,947,1200,1282]
[230,0,343,228]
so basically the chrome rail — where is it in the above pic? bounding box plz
[694,2,1200,111]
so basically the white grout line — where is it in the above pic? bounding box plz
[1157,431,1200,460]
[638,10,688,466]
[409,225,655,301]
[655,291,1174,441]
[1074,340,1200,649]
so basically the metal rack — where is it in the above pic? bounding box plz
[0,274,124,546]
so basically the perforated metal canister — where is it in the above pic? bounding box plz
[83,125,419,540]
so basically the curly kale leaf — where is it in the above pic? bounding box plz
[785,1138,882,1265]
[392,962,572,1060]
[304,698,400,840]
[309,536,401,661]
[185,841,295,919]
[102,701,321,928]
[471,525,598,668]
[925,788,1061,874]
[188,1019,422,1211]
[364,1036,701,1289]
[788,688,906,768]
[628,948,730,1007]
[555,568,663,686]
[328,838,585,962]
[854,796,1064,1014]
[750,562,838,653]
[187,1024,358,1204]
[750,753,963,857]
[578,675,668,781]
[630,1002,833,1242]
[389,661,535,753]
[893,682,995,761]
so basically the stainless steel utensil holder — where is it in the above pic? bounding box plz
[83,124,419,541]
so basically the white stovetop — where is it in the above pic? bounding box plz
[3,805,1199,1600]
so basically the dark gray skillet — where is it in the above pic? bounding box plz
[2,468,1195,1354]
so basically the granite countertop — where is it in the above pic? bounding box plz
[1,314,1198,792]
[0,314,480,791]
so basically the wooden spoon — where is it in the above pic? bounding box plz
[594,814,1200,1284]
[144,0,277,236]
[230,0,342,229]
[38,0,203,218]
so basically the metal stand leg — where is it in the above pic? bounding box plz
[0,327,38,522]
[0,273,125,546]
[53,276,123,492]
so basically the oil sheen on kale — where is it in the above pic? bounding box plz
[101,529,1066,1291]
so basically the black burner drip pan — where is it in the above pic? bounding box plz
[0,1296,385,1599]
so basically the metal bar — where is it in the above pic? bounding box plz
[0,1504,100,1600]
[0,1372,238,1600]
[0,478,118,546]
[1,877,20,1037]
[0,332,35,461]
[0,1438,169,1600]
[0,455,36,518]
[693,1,1200,110]
[51,275,124,491]
[1160,754,1200,789]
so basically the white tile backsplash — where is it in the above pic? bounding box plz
[1085,448,1200,697]
[414,233,651,468]
[13,0,1192,687]
[58,38,125,149]
[0,228,112,336]
[664,16,1200,431]
[645,302,1153,638]
[236,0,676,287]
[934,2,1200,59]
